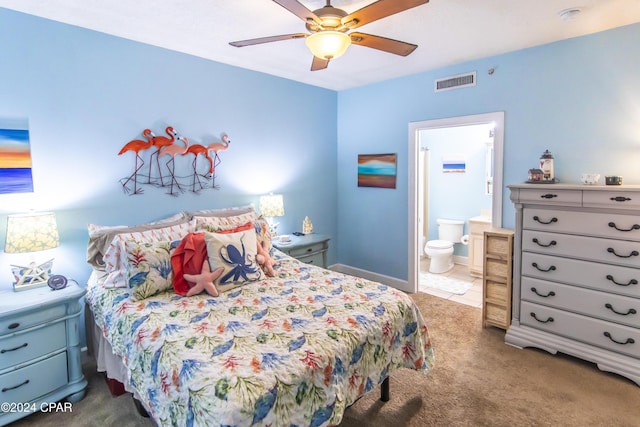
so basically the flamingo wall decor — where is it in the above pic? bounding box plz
[118,127,231,196]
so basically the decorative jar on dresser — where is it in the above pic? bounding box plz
[507,184,640,385]
[0,281,87,425]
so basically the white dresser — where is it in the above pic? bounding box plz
[507,184,640,385]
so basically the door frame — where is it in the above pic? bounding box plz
[407,112,505,293]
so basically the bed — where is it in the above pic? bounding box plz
[84,207,434,427]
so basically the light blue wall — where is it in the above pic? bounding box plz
[2,7,639,289]
[0,8,338,291]
[337,23,640,280]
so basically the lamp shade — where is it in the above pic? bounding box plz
[259,194,285,218]
[5,212,59,253]
[305,31,351,60]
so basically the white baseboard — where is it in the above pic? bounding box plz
[453,255,468,266]
[328,263,412,293]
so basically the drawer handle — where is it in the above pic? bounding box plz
[603,331,635,345]
[532,262,556,272]
[2,379,29,393]
[604,303,637,316]
[8,322,20,330]
[530,312,554,323]
[607,247,639,258]
[533,216,558,225]
[0,342,28,353]
[540,194,557,199]
[610,196,632,202]
[608,222,640,232]
[531,287,555,298]
[606,275,638,287]
[532,238,556,248]
[306,248,312,253]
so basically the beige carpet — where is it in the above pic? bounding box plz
[10,292,640,427]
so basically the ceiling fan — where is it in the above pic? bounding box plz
[229,0,429,71]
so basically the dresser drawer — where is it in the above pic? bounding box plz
[521,252,640,298]
[583,190,640,210]
[0,305,67,335]
[514,188,582,206]
[521,277,640,328]
[0,351,68,406]
[523,230,640,268]
[0,321,66,371]
[521,301,640,358]
[523,208,640,241]
[297,252,324,266]
[288,242,326,258]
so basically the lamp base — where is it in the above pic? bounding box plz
[11,259,54,291]
[266,218,280,238]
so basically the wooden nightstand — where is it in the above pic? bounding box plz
[0,281,87,426]
[273,234,330,268]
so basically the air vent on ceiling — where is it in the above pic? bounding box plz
[434,72,477,92]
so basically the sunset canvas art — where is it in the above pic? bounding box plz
[0,120,34,194]
[357,153,397,189]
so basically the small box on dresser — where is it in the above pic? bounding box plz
[0,281,87,426]
[507,183,640,386]
[482,228,514,329]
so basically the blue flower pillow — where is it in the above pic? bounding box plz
[125,239,179,300]
[204,229,264,294]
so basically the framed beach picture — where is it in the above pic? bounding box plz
[0,119,34,194]
[442,155,466,173]
[357,153,397,189]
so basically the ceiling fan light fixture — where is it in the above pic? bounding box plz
[305,31,351,60]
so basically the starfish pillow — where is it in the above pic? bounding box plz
[183,261,224,297]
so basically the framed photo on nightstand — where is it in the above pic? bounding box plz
[11,259,54,291]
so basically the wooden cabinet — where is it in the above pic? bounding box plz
[468,216,493,277]
[482,228,514,329]
[273,234,330,268]
[507,184,640,386]
[0,282,87,425]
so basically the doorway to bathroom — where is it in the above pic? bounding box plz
[407,112,504,299]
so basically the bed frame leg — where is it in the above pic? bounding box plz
[380,377,390,402]
[132,396,150,418]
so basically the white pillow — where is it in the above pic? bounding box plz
[194,211,259,233]
[102,221,193,288]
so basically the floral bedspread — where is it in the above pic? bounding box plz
[87,250,434,427]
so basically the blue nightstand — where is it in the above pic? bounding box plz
[0,281,87,425]
[273,234,330,268]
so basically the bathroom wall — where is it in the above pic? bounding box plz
[420,124,493,257]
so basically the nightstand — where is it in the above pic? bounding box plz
[0,281,87,426]
[273,234,330,268]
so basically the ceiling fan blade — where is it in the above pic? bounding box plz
[311,56,330,71]
[229,33,307,47]
[273,0,323,26]
[350,32,418,56]
[342,0,429,29]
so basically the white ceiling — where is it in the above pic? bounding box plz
[1,0,639,91]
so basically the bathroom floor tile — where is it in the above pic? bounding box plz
[419,258,481,308]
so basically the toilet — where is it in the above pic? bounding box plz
[424,219,469,274]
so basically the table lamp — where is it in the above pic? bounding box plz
[259,193,284,237]
[4,211,59,291]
